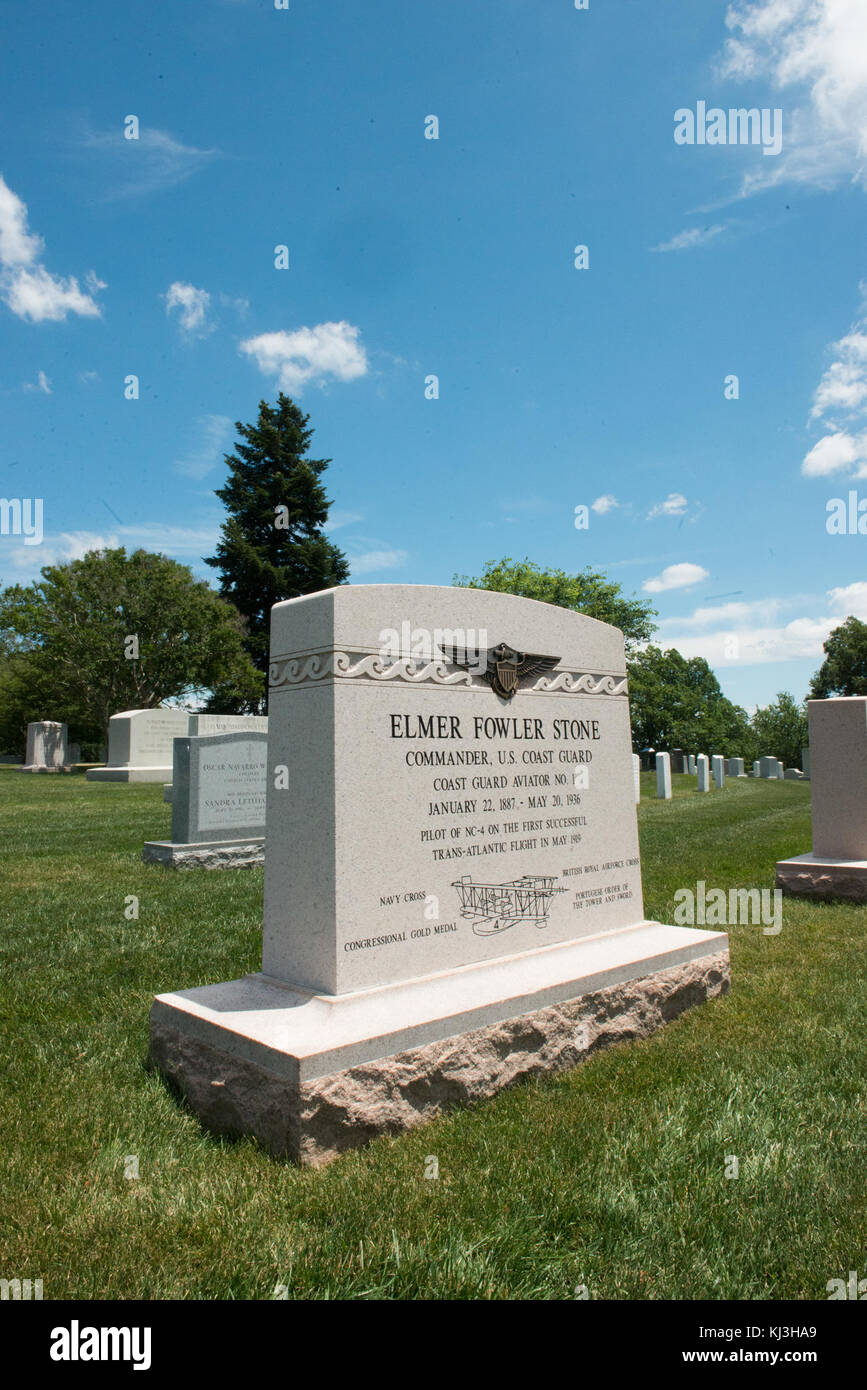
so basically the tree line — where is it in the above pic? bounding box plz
[1,394,864,761]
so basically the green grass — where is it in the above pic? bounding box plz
[1,767,863,1299]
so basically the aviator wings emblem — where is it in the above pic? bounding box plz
[442,641,560,700]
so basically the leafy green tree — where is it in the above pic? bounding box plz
[750,692,809,769]
[810,616,867,697]
[627,645,753,756]
[0,548,262,748]
[453,557,657,655]
[205,394,349,689]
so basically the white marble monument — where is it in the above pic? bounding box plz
[776,697,867,900]
[20,721,68,772]
[86,709,190,782]
[150,585,729,1165]
[188,714,268,737]
[697,754,710,792]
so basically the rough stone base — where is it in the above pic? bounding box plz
[142,838,264,869]
[150,947,729,1166]
[776,852,867,901]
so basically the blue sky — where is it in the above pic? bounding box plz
[1,0,865,710]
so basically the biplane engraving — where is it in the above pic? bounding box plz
[451,873,566,937]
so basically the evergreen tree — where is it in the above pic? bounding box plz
[205,395,349,689]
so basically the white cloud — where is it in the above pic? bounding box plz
[2,531,117,573]
[114,523,219,555]
[1,523,221,584]
[661,617,834,665]
[83,126,220,201]
[591,494,619,514]
[828,579,867,618]
[802,428,867,476]
[349,549,408,574]
[0,175,104,323]
[165,281,212,337]
[240,321,368,395]
[660,597,787,629]
[23,369,52,394]
[655,583,866,667]
[810,330,867,417]
[648,492,689,519]
[174,414,233,479]
[324,509,364,532]
[802,289,867,477]
[718,0,867,195]
[650,225,728,252]
[643,562,709,593]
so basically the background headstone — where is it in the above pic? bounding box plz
[144,732,268,868]
[688,754,696,774]
[802,747,810,779]
[670,748,686,774]
[776,697,867,900]
[697,754,710,792]
[711,755,725,790]
[656,750,672,800]
[188,714,268,736]
[20,721,68,772]
[86,709,190,783]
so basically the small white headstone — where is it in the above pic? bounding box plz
[711,755,725,789]
[655,751,672,800]
[697,754,710,792]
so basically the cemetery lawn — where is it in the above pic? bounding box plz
[1,768,863,1301]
